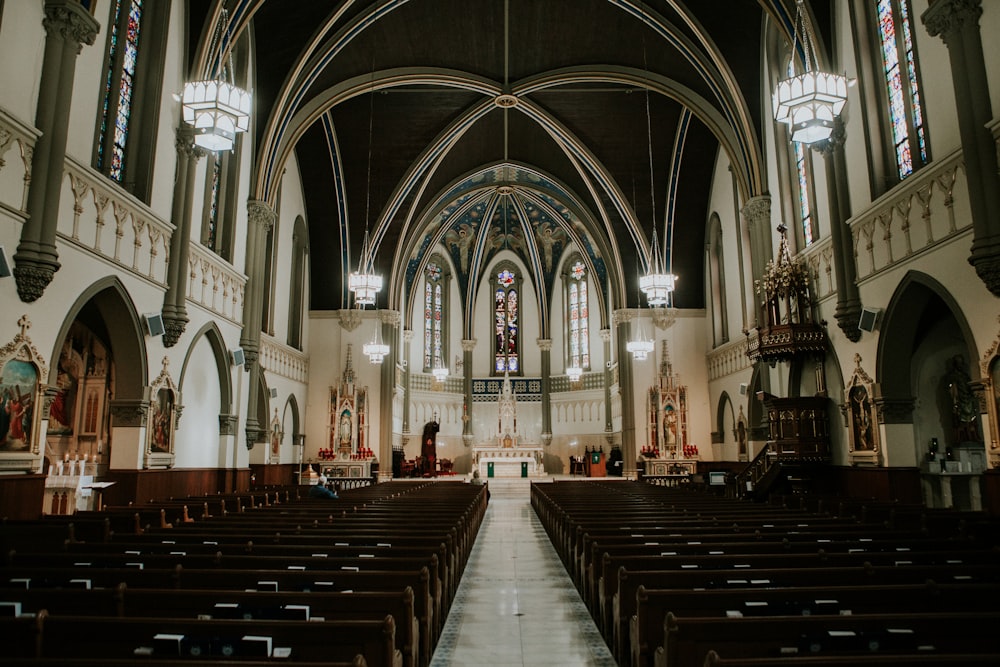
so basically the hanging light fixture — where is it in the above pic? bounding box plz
[626,313,655,361]
[363,321,389,364]
[772,0,848,144]
[635,3,676,307]
[566,365,583,382]
[182,5,251,152]
[349,22,383,308]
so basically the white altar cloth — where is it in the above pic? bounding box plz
[473,445,545,477]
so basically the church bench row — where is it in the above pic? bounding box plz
[576,532,981,598]
[701,649,1000,666]
[592,546,1000,631]
[5,611,402,666]
[0,659,365,667]
[626,581,1000,667]
[3,549,446,633]
[4,565,436,656]
[653,611,1000,667]
[1,585,420,667]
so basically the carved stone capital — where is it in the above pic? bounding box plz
[242,347,258,371]
[461,339,478,352]
[922,0,982,41]
[338,309,363,331]
[247,200,276,233]
[219,414,238,436]
[12,259,57,303]
[652,308,677,330]
[161,313,189,348]
[110,399,149,427]
[612,309,635,327]
[175,125,206,160]
[599,328,611,343]
[537,338,552,352]
[379,309,401,327]
[835,302,863,343]
[740,195,771,229]
[970,251,1000,297]
[402,329,415,342]
[43,0,100,52]
[873,397,915,425]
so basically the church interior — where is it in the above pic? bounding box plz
[1,0,1000,664]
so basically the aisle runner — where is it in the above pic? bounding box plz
[430,479,616,666]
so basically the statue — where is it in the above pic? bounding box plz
[945,355,980,444]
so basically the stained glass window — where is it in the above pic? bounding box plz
[97,0,143,183]
[423,262,445,371]
[876,0,927,179]
[206,157,221,249]
[794,141,814,246]
[494,267,519,373]
[567,261,590,369]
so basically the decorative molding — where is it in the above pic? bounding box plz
[922,0,982,40]
[42,0,100,51]
[651,308,677,330]
[380,309,401,327]
[873,396,915,425]
[612,309,635,326]
[338,309,362,331]
[13,261,56,303]
[981,314,1000,376]
[740,195,771,228]
[109,399,149,427]
[536,338,552,352]
[247,199,276,232]
[461,339,478,352]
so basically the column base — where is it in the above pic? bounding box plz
[970,249,1000,297]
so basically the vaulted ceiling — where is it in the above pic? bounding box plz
[188,0,834,315]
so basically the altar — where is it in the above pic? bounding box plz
[473,444,545,477]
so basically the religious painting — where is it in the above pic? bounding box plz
[1,360,38,452]
[48,342,82,436]
[148,387,173,454]
[844,354,880,465]
[144,357,179,468]
[270,409,282,458]
[0,317,48,467]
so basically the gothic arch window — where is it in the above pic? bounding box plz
[423,255,450,372]
[707,214,729,347]
[93,0,168,202]
[874,0,927,181]
[563,255,590,370]
[287,216,309,350]
[792,138,818,247]
[493,263,520,375]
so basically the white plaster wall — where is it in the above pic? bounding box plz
[0,2,45,124]
[175,332,223,468]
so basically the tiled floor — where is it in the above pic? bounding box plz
[430,478,617,667]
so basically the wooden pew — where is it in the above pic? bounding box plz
[33,613,403,667]
[628,581,1000,667]
[701,650,1000,666]
[653,611,1000,667]
[0,585,420,667]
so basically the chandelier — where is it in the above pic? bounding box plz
[363,321,389,364]
[182,7,251,152]
[349,34,384,309]
[627,313,655,361]
[639,230,676,306]
[432,361,450,382]
[566,365,583,382]
[772,0,848,144]
[349,228,383,307]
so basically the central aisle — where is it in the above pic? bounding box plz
[430,479,617,666]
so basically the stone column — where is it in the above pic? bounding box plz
[241,200,276,446]
[600,328,613,435]
[13,1,99,302]
[740,195,773,328]
[162,126,205,347]
[538,338,553,447]
[613,310,637,477]
[923,0,1000,296]
[816,118,862,340]
[461,339,476,447]
[379,310,400,480]
[400,329,413,445]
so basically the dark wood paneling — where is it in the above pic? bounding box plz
[0,475,47,520]
[249,463,297,487]
[833,465,922,504]
[983,469,1000,517]
[102,468,252,507]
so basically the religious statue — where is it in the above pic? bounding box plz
[945,355,980,444]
